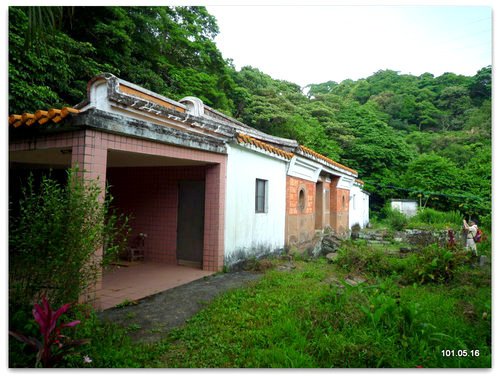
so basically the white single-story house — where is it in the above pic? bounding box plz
[9,73,370,307]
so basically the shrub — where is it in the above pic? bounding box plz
[9,168,130,308]
[335,240,473,286]
[9,297,88,368]
[380,203,408,231]
[406,244,470,284]
[335,242,395,277]
[408,208,463,230]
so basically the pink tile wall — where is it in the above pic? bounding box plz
[11,128,228,306]
[9,131,80,152]
[107,166,206,264]
[96,131,227,270]
[204,163,226,271]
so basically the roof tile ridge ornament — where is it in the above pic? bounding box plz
[9,107,80,128]
[297,145,358,176]
[74,72,117,110]
[179,96,205,117]
[236,133,294,160]
[355,179,365,186]
[77,73,188,115]
[178,96,298,148]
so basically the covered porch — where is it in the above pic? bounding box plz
[9,128,227,309]
[99,262,215,310]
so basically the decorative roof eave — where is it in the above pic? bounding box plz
[79,73,236,140]
[9,107,80,128]
[203,104,299,149]
[355,179,365,186]
[178,94,297,149]
[296,145,358,177]
[73,108,227,154]
[236,133,294,161]
[78,73,298,149]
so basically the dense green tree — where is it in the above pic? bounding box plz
[403,154,461,193]
[469,66,492,105]
[401,154,463,211]
[459,145,492,221]
[9,7,111,114]
[9,6,238,115]
[9,5,491,221]
[464,100,491,136]
[330,100,415,178]
[437,86,473,130]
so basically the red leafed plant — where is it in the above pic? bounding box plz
[9,297,89,367]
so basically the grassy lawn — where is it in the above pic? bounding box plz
[155,253,491,368]
[10,242,492,368]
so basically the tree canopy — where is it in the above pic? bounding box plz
[9,6,492,224]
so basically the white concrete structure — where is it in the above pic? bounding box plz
[224,143,288,266]
[350,182,370,228]
[287,155,322,181]
[77,75,370,258]
[391,199,418,217]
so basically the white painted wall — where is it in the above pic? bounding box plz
[391,199,418,217]
[225,144,287,266]
[287,156,322,181]
[349,185,370,228]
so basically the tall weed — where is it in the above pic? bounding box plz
[9,168,130,308]
[408,208,463,230]
[380,203,408,231]
[409,244,470,284]
[335,241,406,278]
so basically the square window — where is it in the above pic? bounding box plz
[255,179,268,213]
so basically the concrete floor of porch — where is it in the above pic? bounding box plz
[98,262,215,310]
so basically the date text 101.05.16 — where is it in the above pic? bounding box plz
[441,350,480,357]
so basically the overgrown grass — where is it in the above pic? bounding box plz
[155,250,490,368]
[408,208,463,230]
[10,243,491,368]
[375,204,469,231]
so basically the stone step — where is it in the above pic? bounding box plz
[367,240,391,245]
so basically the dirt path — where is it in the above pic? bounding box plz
[98,271,263,344]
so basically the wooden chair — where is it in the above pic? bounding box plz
[126,233,146,261]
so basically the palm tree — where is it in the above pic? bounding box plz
[24,6,73,46]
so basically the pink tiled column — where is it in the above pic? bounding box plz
[203,161,226,271]
[71,130,108,195]
[71,130,108,307]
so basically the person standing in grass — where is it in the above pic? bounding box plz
[463,219,478,256]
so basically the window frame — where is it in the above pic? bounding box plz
[255,178,268,213]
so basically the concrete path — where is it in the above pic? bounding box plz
[98,271,263,343]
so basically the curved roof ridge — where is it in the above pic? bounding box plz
[298,145,358,176]
[236,133,294,160]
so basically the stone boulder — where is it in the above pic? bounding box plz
[321,234,343,255]
[325,252,339,263]
[311,228,343,257]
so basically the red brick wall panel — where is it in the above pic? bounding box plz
[285,176,317,245]
[330,177,350,236]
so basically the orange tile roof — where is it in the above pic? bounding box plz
[298,145,358,176]
[9,107,80,128]
[236,133,294,160]
[355,179,365,186]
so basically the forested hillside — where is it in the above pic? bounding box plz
[9,6,492,224]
